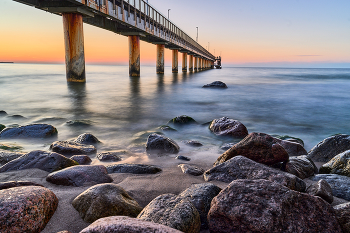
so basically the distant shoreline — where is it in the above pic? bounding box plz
[0,62,14,63]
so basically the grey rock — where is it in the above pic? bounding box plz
[175,155,191,161]
[70,155,92,165]
[0,110,7,116]
[158,125,177,132]
[310,174,350,201]
[74,133,101,144]
[0,151,24,166]
[209,117,248,138]
[182,140,203,147]
[334,202,350,233]
[146,133,180,154]
[106,164,162,174]
[50,141,96,156]
[0,124,57,139]
[319,149,350,176]
[285,155,318,179]
[97,152,122,162]
[0,181,43,190]
[202,81,228,88]
[204,156,306,192]
[306,179,333,203]
[178,164,204,176]
[66,120,92,127]
[273,137,307,157]
[220,143,235,150]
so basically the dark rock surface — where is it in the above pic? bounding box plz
[66,120,92,127]
[0,186,58,233]
[273,135,305,147]
[0,181,43,190]
[306,179,333,203]
[182,140,203,147]
[158,125,177,132]
[202,81,228,88]
[308,134,350,162]
[46,165,113,187]
[273,137,307,157]
[0,150,78,173]
[285,155,318,179]
[310,174,350,201]
[178,164,205,176]
[70,155,92,165]
[0,124,57,139]
[204,156,305,192]
[146,133,180,154]
[175,155,191,161]
[74,133,101,144]
[0,150,24,166]
[178,183,222,229]
[220,143,235,151]
[97,152,122,162]
[50,141,97,156]
[0,110,7,116]
[209,117,248,138]
[167,115,197,125]
[214,132,289,166]
[0,124,5,132]
[80,216,183,233]
[319,149,350,176]
[334,202,350,233]
[208,179,342,233]
[72,183,143,223]
[138,194,200,233]
[106,164,162,174]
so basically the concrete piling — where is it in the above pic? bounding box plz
[189,55,193,72]
[156,44,165,74]
[172,49,178,73]
[129,35,140,77]
[194,57,198,72]
[182,52,187,72]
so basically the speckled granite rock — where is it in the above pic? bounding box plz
[72,183,142,223]
[334,202,350,233]
[214,132,289,166]
[0,151,24,166]
[46,165,113,187]
[308,134,350,162]
[138,194,200,233]
[204,156,305,192]
[0,186,58,233]
[74,133,101,144]
[0,181,43,190]
[273,137,307,157]
[319,150,350,176]
[306,179,333,204]
[70,155,92,165]
[146,133,180,154]
[310,174,350,201]
[80,216,183,233]
[106,164,162,174]
[178,164,204,176]
[0,124,57,139]
[209,117,248,138]
[50,141,97,156]
[97,152,122,162]
[208,179,342,233]
[0,150,78,173]
[202,81,228,88]
[285,155,318,179]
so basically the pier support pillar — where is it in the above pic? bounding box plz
[189,55,193,72]
[129,35,140,77]
[199,58,202,71]
[194,57,198,72]
[63,13,86,82]
[156,44,165,74]
[182,53,187,72]
[172,49,178,73]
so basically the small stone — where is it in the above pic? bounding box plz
[167,115,197,125]
[178,164,204,176]
[202,81,228,88]
[310,174,350,201]
[182,140,203,147]
[97,152,122,162]
[146,133,180,154]
[66,120,93,126]
[209,117,248,138]
[319,149,350,176]
[306,179,333,203]
[106,164,162,174]
[285,155,318,179]
[175,155,191,161]
[74,133,101,144]
[50,141,97,156]
[70,155,92,165]
[0,124,58,139]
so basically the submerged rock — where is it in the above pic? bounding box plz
[146,133,180,154]
[220,143,235,151]
[158,125,177,132]
[209,117,248,138]
[74,133,101,144]
[65,120,93,127]
[285,155,317,179]
[50,141,97,156]
[310,174,350,201]
[167,115,197,125]
[0,110,7,116]
[106,164,162,174]
[70,155,92,165]
[0,124,57,139]
[178,164,205,176]
[319,149,350,176]
[182,140,203,147]
[97,152,122,162]
[202,81,228,88]
[175,155,191,161]
[306,179,333,204]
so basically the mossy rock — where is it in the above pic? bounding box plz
[0,124,5,132]
[0,144,23,152]
[319,150,350,177]
[167,115,197,125]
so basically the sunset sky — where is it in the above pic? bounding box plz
[0,0,349,67]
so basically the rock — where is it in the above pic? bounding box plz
[97,152,122,162]
[306,179,333,203]
[80,216,183,233]
[319,149,350,176]
[285,155,317,179]
[56,231,71,233]
[334,202,350,233]
[308,134,350,162]
[66,120,92,126]
[7,114,26,119]
[0,124,57,139]
[74,133,101,144]
[138,194,201,233]
[0,181,43,190]
[72,183,143,223]
[0,150,78,173]
[0,151,24,166]
[167,115,197,125]
[46,165,113,187]
[208,179,342,233]
[146,133,180,154]
[220,143,235,150]
[310,174,350,201]
[273,137,307,157]
[182,140,203,147]
[209,117,248,138]
[178,164,205,176]
[214,132,289,166]
[106,164,162,174]
[0,186,58,233]
[204,156,305,192]
[178,183,222,229]
[175,155,191,161]
[70,155,92,165]
[50,141,97,156]
[158,125,177,132]
[202,81,228,88]
[0,144,23,152]
[0,124,5,132]
[273,135,304,147]
[0,110,7,116]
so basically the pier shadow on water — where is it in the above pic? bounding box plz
[67,82,87,118]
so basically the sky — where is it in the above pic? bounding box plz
[0,0,349,67]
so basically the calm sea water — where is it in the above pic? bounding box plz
[0,63,350,155]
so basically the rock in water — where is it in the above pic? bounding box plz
[319,149,350,176]
[70,155,92,165]
[209,117,248,138]
[80,216,183,233]
[50,141,96,156]
[178,164,205,176]
[175,155,191,161]
[146,133,180,154]
[334,203,350,233]
[0,150,78,173]
[46,165,113,187]
[208,179,342,233]
[272,137,307,157]
[306,179,333,204]
[0,124,5,132]
[97,152,122,162]
[74,133,101,144]
[285,155,318,179]
[167,115,197,125]
[204,156,305,192]
[202,81,228,88]
[72,183,143,223]
[310,174,350,201]
[0,110,7,116]
[138,194,201,233]
[0,186,58,233]
[308,134,350,162]
[0,124,57,139]
[182,140,203,147]
[214,132,289,166]
[106,164,162,174]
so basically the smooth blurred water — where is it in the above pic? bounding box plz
[0,63,350,153]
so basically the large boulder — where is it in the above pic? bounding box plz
[306,179,333,204]
[334,202,350,233]
[319,149,350,176]
[209,117,248,138]
[0,151,24,166]
[74,133,101,144]
[50,141,96,156]
[72,183,142,223]
[285,155,318,179]
[167,115,197,125]
[46,165,113,187]
[106,164,162,174]
[214,132,289,166]
[273,137,307,157]
[0,150,78,173]
[208,179,342,233]
[308,134,350,162]
[146,133,180,154]
[202,81,228,88]
[310,174,350,201]
[204,156,305,192]
[0,124,57,139]
[80,216,183,233]
[178,183,222,229]
[137,194,201,233]
[0,186,58,233]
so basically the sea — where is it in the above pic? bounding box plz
[0,63,350,158]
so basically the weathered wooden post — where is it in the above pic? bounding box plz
[172,49,178,73]
[156,44,165,74]
[129,35,140,77]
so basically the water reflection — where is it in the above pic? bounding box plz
[156,74,165,93]
[128,77,141,121]
[172,73,178,85]
[67,83,87,118]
